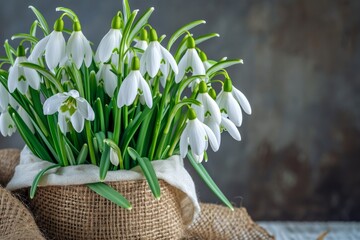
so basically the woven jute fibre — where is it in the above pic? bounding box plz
[0,186,44,240]
[185,203,274,240]
[0,149,20,187]
[31,180,184,240]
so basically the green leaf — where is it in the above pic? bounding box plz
[99,145,111,180]
[29,6,49,35]
[30,20,38,37]
[30,164,61,199]
[77,144,89,165]
[187,152,234,210]
[4,40,14,64]
[122,0,131,23]
[167,20,206,50]
[64,142,76,165]
[21,62,63,92]
[207,59,243,77]
[128,147,161,199]
[129,7,155,42]
[11,33,38,44]
[87,182,132,209]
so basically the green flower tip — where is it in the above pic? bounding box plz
[73,21,81,32]
[140,29,148,41]
[187,108,197,120]
[208,88,217,100]
[131,56,140,71]
[187,36,195,49]
[17,45,25,57]
[54,18,64,32]
[199,81,208,93]
[111,15,122,29]
[224,78,233,92]
[149,28,158,42]
[199,51,207,62]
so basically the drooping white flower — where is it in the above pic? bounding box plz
[175,37,205,83]
[180,108,219,163]
[117,56,152,108]
[0,84,18,112]
[0,111,16,137]
[216,78,252,127]
[95,14,122,63]
[204,114,241,146]
[131,29,148,61]
[96,63,117,97]
[192,81,221,124]
[66,21,93,69]
[29,19,66,70]
[140,29,178,78]
[110,148,119,166]
[8,46,41,94]
[43,90,95,134]
[18,107,35,133]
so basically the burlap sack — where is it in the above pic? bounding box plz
[185,203,274,240]
[0,149,20,187]
[30,180,184,240]
[0,186,44,240]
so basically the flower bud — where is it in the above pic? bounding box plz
[17,45,25,57]
[54,18,64,32]
[73,21,81,32]
[131,56,140,71]
[224,78,233,92]
[199,51,207,62]
[187,108,197,120]
[187,36,195,49]
[199,81,208,94]
[111,14,122,29]
[208,88,217,100]
[149,28,158,42]
[140,29,148,41]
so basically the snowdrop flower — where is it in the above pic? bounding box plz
[8,45,41,94]
[0,84,18,112]
[140,28,178,78]
[180,108,219,163]
[216,78,252,127]
[66,21,93,69]
[175,37,205,83]
[205,114,241,146]
[133,29,148,58]
[192,81,221,124]
[117,56,152,108]
[110,148,119,166]
[43,90,95,134]
[96,63,117,97]
[29,18,66,70]
[95,14,122,63]
[0,111,16,137]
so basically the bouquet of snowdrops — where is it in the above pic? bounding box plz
[0,1,251,209]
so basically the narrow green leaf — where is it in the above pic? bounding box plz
[128,147,161,199]
[77,144,88,165]
[64,142,76,165]
[95,98,105,133]
[88,182,132,209]
[30,20,38,37]
[4,40,14,64]
[11,33,38,44]
[29,6,49,35]
[30,164,60,199]
[56,7,79,21]
[207,59,243,77]
[187,152,234,210]
[122,0,131,23]
[99,145,111,180]
[168,20,206,50]
[129,7,155,41]
[21,62,63,91]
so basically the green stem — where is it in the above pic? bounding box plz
[85,121,96,165]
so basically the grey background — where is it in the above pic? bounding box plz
[1,0,359,220]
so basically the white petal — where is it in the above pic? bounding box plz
[18,107,35,133]
[28,35,50,62]
[24,67,41,90]
[67,31,85,69]
[117,71,138,107]
[175,50,190,83]
[96,29,119,63]
[193,94,205,122]
[104,65,118,97]
[77,97,95,121]
[145,42,161,78]
[58,114,68,134]
[45,31,66,70]
[202,123,219,151]
[0,85,9,112]
[160,44,178,74]
[0,111,16,136]
[43,94,67,115]
[134,40,148,51]
[7,65,19,93]
[192,151,204,163]
[137,73,153,108]
[110,148,119,166]
[232,87,252,115]
[70,111,85,132]
[227,93,243,127]
[180,126,189,158]
[189,49,205,75]
[188,119,206,156]
[203,94,221,124]
[204,117,221,146]
[221,116,241,141]
[67,90,80,98]
[82,33,93,67]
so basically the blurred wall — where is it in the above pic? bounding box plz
[0,0,359,220]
